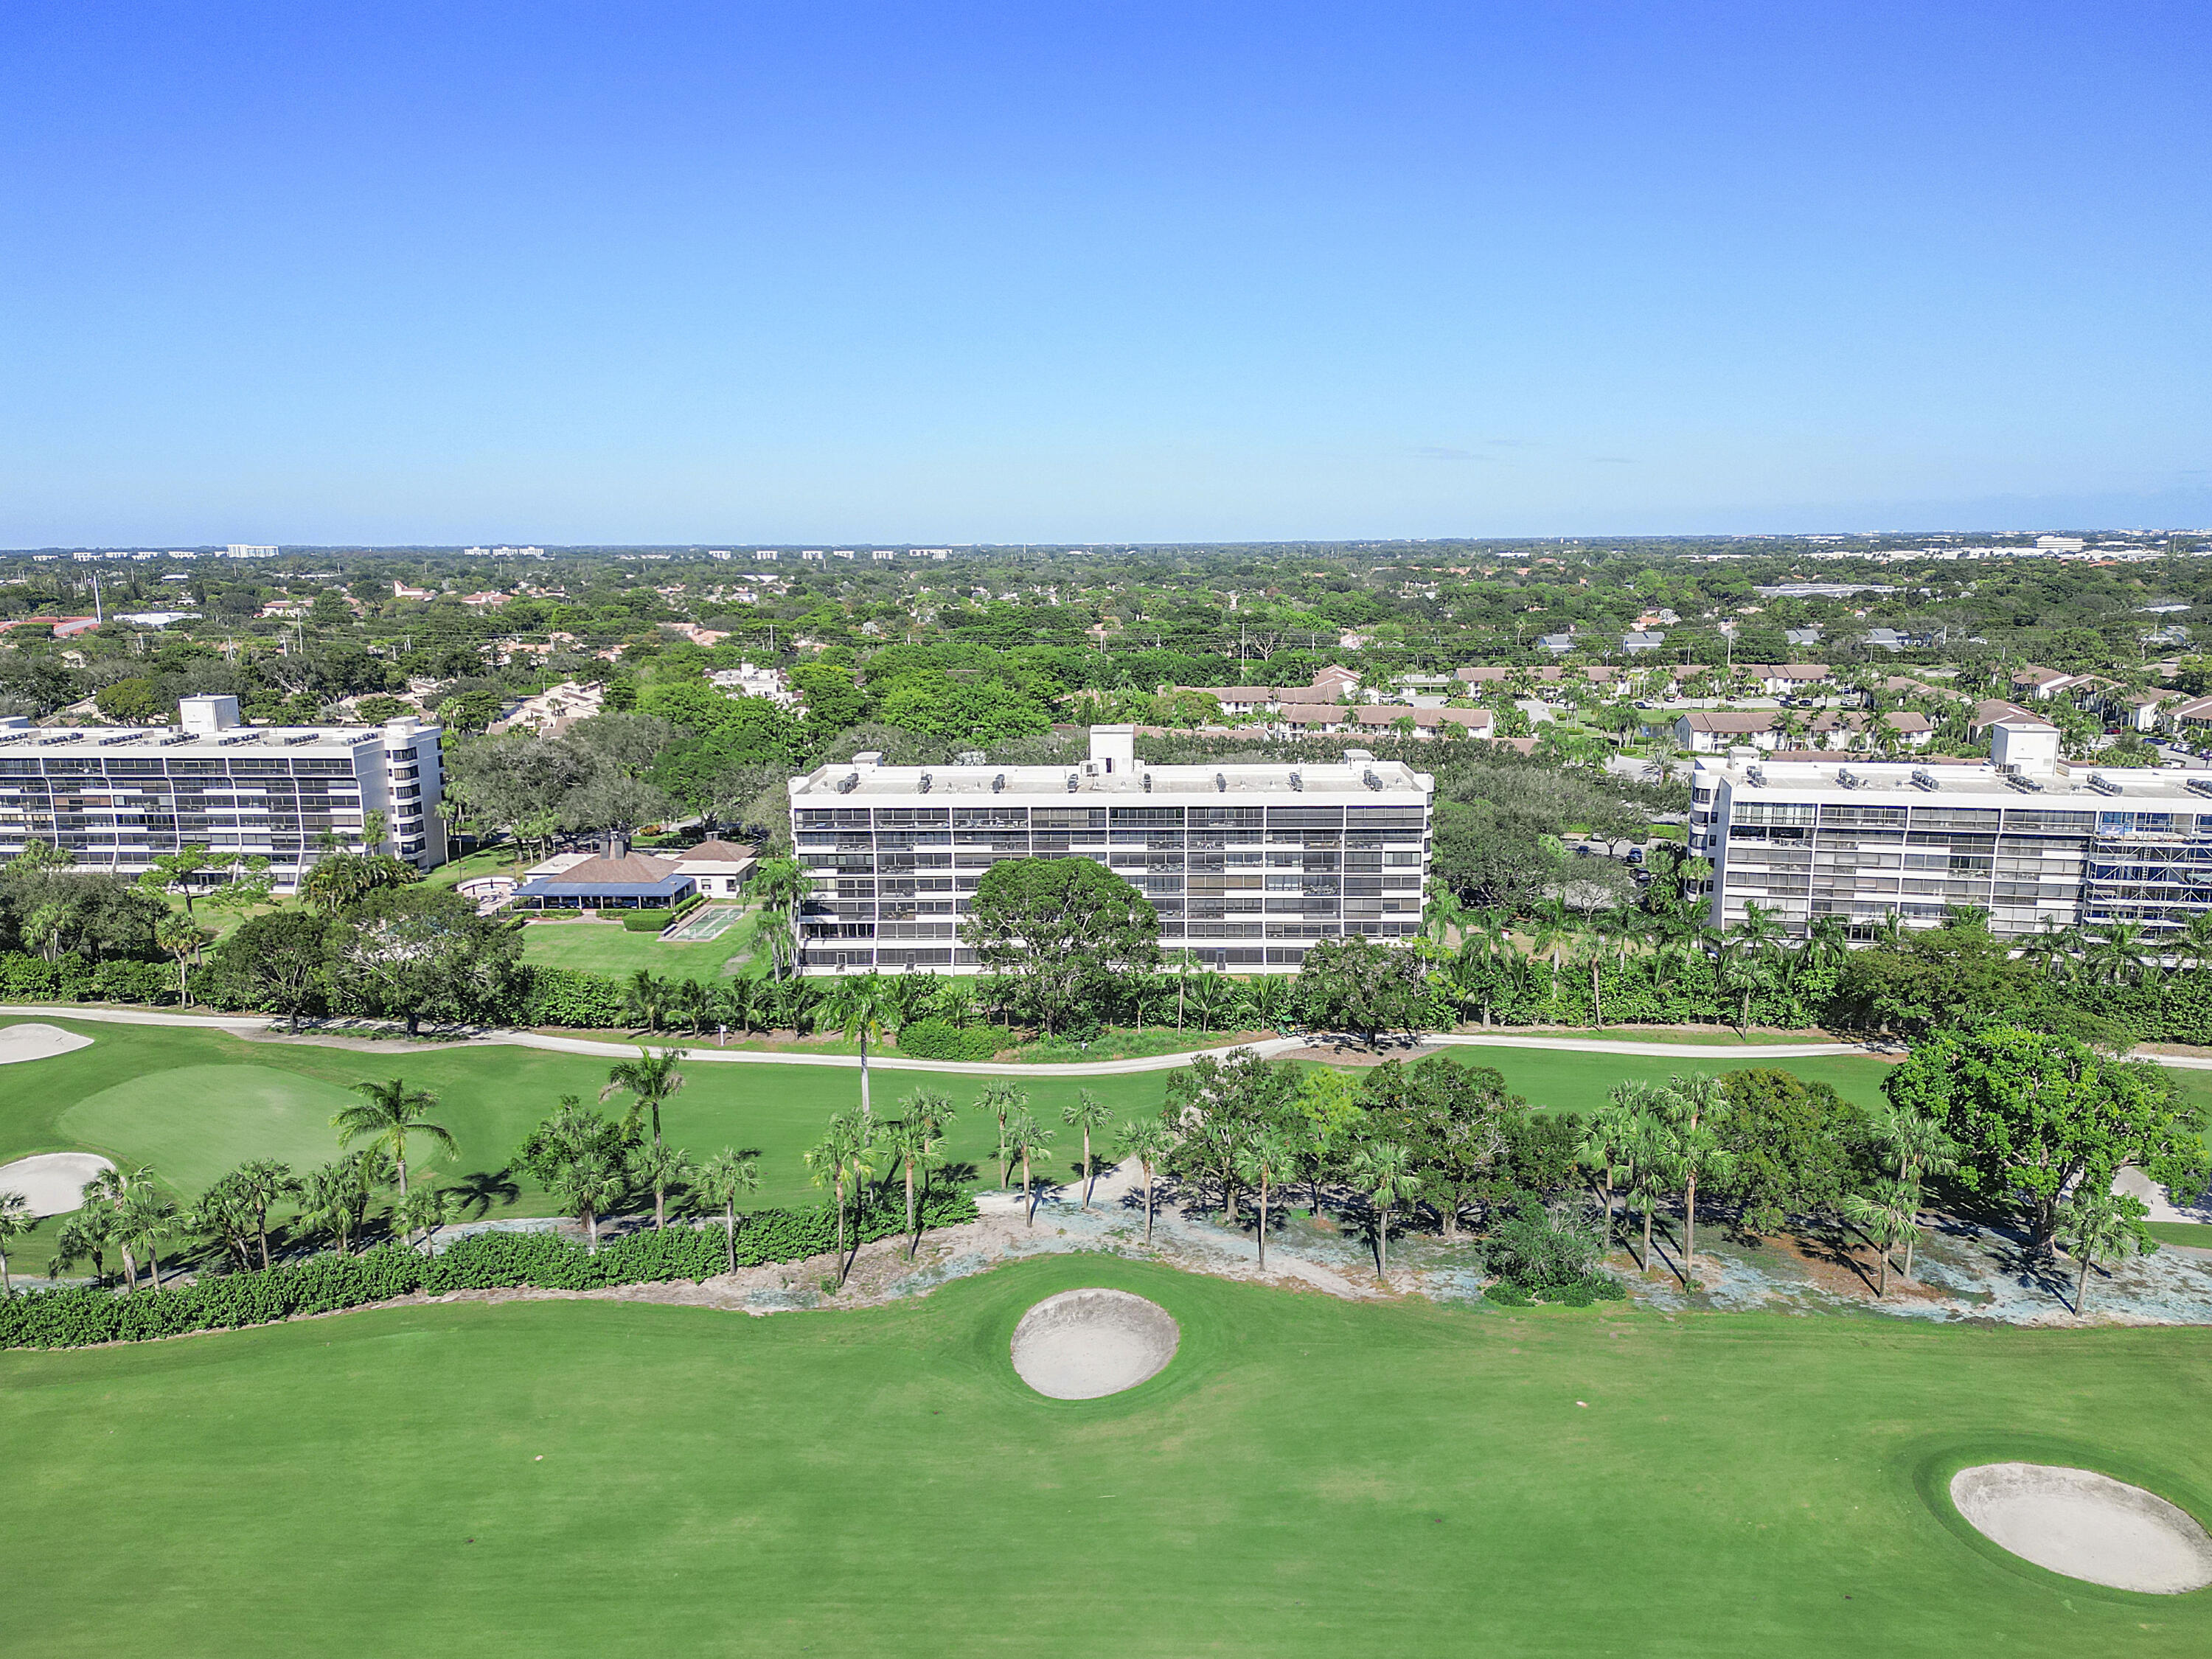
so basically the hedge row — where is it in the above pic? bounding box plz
[893,1018,1005,1062]
[0,1192,979,1350]
[0,953,180,1005]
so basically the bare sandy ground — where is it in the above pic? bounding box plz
[0,1022,94,1065]
[1009,1287,1178,1398]
[0,1151,116,1217]
[1950,1463,2212,1593]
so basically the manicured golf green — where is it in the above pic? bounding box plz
[5,1254,2211,1656]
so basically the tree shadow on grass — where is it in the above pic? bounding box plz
[449,1166,522,1220]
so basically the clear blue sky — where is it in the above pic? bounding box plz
[3,1,2208,546]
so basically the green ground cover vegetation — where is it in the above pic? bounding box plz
[6,1254,2212,1657]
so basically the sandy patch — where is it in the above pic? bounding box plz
[1950,1463,2212,1593]
[1010,1287,1179,1399]
[0,1022,93,1065]
[0,1151,116,1217]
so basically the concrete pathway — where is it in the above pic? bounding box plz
[5,1004,2205,1076]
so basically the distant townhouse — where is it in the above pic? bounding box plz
[1674,709,1932,755]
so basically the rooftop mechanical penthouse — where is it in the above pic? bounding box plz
[0,695,446,888]
[787,725,1434,974]
[1693,719,2212,943]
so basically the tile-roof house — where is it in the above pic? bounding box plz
[515,849,697,910]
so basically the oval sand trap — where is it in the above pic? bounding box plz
[0,1022,94,1065]
[1951,1463,2212,1593]
[1010,1288,1179,1399]
[0,1152,118,1217]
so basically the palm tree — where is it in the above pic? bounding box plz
[1234,1128,1294,1271]
[623,970,676,1034]
[1584,908,1638,1027]
[333,1077,456,1197]
[1005,1110,1055,1227]
[1871,908,1908,950]
[1874,1106,1959,1282]
[2092,921,2153,987]
[188,1178,258,1272]
[1713,940,1778,1032]
[154,911,212,1006]
[1841,1183,1918,1297]
[1248,972,1295,1034]
[824,973,901,1123]
[627,1141,692,1230]
[1063,1090,1115,1208]
[804,1110,875,1284]
[2177,911,2212,973]
[2017,917,2080,980]
[1579,1083,1653,1249]
[694,1148,762,1271]
[554,1151,624,1253]
[396,1183,456,1254]
[716,976,767,1038]
[2055,1190,2154,1314]
[977,1079,1028,1187]
[1116,1119,1175,1245]
[117,1185,179,1292]
[1731,899,1787,956]
[747,854,810,941]
[296,1150,389,1257]
[751,908,799,983]
[229,1159,297,1270]
[1653,1073,1733,1284]
[83,1164,154,1289]
[600,1046,688,1147]
[1621,1119,1675,1276]
[48,1206,112,1284]
[0,1189,35,1294]
[1524,898,1576,1015]
[1348,1140,1420,1285]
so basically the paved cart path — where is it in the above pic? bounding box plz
[6,1003,2207,1074]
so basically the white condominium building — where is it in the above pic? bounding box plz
[1692,720,2212,942]
[787,725,1433,974]
[0,695,446,888]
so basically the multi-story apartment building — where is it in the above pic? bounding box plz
[1692,720,2212,942]
[787,725,1433,974]
[0,695,445,888]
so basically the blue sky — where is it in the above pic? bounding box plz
[3,1,2208,546]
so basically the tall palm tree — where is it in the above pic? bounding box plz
[1654,1074,1733,1284]
[824,973,901,1122]
[1523,898,1576,1015]
[1871,908,1908,950]
[1005,1110,1055,1228]
[188,1178,258,1272]
[1584,908,1637,1028]
[1115,1119,1175,1245]
[1621,1118,1675,1276]
[804,1110,875,1284]
[2092,921,2152,987]
[746,855,810,936]
[1063,1090,1115,1208]
[627,1141,692,1230]
[1234,1128,1294,1271]
[1348,1140,1420,1285]
[0,1189,35,1295]
[333,1077,456,1197]
[1713,940,1778,1032]
[976,1079,1028,1187]
[2017,917,2079,980]
[1579,1082,1655,1248]
[1731,899,1787,956]
[751,909,799,983]
[230,1159,297,1271]
[600,1046,688,1147]
[2055,1191,2152,1314]
[117,1185,179,1292]
[694,1148,762,1271]
[2177,911,2212,973]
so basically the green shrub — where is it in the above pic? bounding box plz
[894,1019,1003,1062]
[518,965,629,1028]
[0,1192,979,1349]
[620,910,675,933]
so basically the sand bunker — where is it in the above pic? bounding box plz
[0,1022,93,1065]
[1950,1463,2212,1593]
[1010,1289,1179,1399]
[0,1152,117,1217]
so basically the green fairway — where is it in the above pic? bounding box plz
[4,1254,2211,1657]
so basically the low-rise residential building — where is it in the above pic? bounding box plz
[707,661,797,706]
[1691,721,2212,942]
[785,724,1433,974]
[512,836,758,910]
[1674,709,1933,754]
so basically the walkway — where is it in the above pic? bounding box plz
[4,1004,2205,1075]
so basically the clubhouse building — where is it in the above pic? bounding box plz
[786,724,1434,975]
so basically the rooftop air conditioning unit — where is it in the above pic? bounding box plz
[1066,773,1079,793]
[918,773,932,793]
[1141,772,1153,793]
[2087,773,2122,796]
[2186,777,2212,800]
[1215,772,1227,792]
[835,772,858,794]
[991,773,1006,793]
[1910,770,1938,791]
[1289,770,1303,792]
[1837,768,1860,788]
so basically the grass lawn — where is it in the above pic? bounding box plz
[2149,1221,2212,1249]
[518,912,758,979]
[5,1253,2212,1656]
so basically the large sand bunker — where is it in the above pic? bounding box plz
[1950,1463,2212,1593]
[0,1022,93,1065]
[0,1152,118,1217]
[1010,1289,1180,1399]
